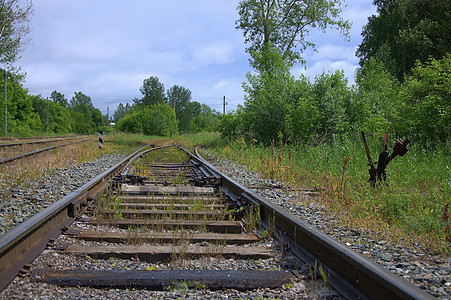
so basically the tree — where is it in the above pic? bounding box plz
[70,91,93,113]
[236,0,350,72]
[357,0,451,81]
[31,94,71,134]
[241,45,296,143]
[399,54,451,146]
[50,90,68,107]
[115,103,178,136]
[113,102,134,122]
[69,92,101,133]
[166,85,193,133]
[135,76,166,106]
[0,0,33,65]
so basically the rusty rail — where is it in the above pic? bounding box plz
[0,138,93,165]
[0,145,152,290]
[189,145,433,300]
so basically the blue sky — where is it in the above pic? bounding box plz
[18,0,376,116]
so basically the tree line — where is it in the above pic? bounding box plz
[220,0,449,148]
[0,72,221,137]
[0,76,107,136]
[113,76,221,136]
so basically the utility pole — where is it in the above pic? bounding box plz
[4,71,7,135]
[223,96,226,115]
[46,97,49,135]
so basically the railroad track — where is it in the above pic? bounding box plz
[0,144,434,299]
[0,136,94,165]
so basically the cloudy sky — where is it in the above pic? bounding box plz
[18,0,376,116]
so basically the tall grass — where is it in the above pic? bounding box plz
[206,137,450,254]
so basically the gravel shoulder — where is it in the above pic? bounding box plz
[207,154,450,299]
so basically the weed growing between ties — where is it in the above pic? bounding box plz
[204,137,451,254]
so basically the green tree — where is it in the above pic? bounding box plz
[50,90,68,107]
[399,54,451,146]
[113,102,134,122]
[0,73,40,136]
[354,58,401,138]
[135,76,166,106]
[70,91,93,113]
[0,0,33,65]
[69,92,101,133]
[115,103,178,136]
[167,85,193,133]
[357,0,451,81]
[192,102,220,132]
[241,45,296,143]
[31,94,71,134]
[310,70,352,140]
[236,0,350,72]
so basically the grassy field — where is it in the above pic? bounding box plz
[192,133,450,254]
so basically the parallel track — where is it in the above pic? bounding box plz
[0,144,434,299]
[0,137,93,165]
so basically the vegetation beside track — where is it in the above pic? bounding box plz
[185,132,450,255]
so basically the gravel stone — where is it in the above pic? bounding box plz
[0,150,449,299]
[0,154,127,235]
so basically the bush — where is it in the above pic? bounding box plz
[115,103,178,136]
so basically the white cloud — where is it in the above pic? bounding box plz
[192,40,236,66]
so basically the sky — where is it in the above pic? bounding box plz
[17,0,377,116]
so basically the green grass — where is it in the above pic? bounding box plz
[205,137,451,254]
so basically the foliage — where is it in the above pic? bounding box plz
[135,76,167,107]
[218,109,244,142]
[30,94,71,133]
[191,102,221,133]
[354,58,401,138]
[113,102,134,122]
[50,90,68,107]
[115,103,178,137]
[167,84,193,133]
[310,70,351,140]
[239,44,296,144]
[0,72,40,136]
[357,0,451,81]
[69,92,103,134]
[115,79,220,135]
[236,0,350,71]
[399,54,451,147]
[0,0,33,65]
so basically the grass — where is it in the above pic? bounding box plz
[203,135,451,254]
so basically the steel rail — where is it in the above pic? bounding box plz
[187,145,434,300]
[0,145,153,291]
[0,138,93,165]
[0,144,435,298]
[0,136,84,148]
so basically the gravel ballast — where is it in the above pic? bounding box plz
[0,154,127,234]
[0,151,449,299]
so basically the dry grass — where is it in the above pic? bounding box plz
[0,136,128,189]
[206,139,451,255]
